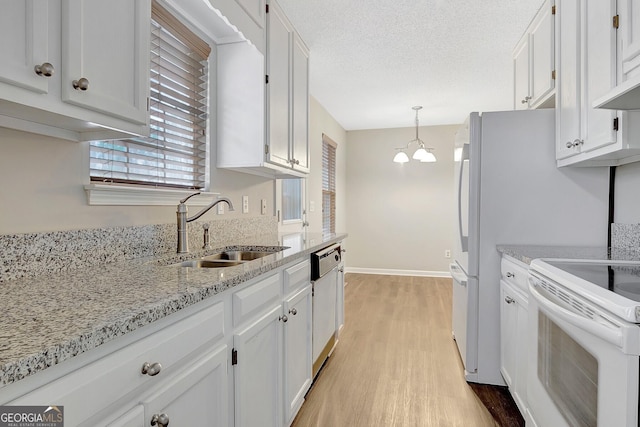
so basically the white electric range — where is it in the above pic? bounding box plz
[527,258,640,427]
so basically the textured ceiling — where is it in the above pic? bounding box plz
[276,0,546,130]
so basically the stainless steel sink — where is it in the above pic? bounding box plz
[202,251,274,261]
[177,259,245,268]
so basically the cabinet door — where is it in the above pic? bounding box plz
[283,286,312,424]
[618,0,640,81]
[513,35,530,110]
[581,0,617,153]
[234,304,283,427]
[266,1,292,168]
[499,281,518,388]
[291,32,309,171]
[0,1,50,94]
[530,0,555,106]
[61,0,150,125]
[556,0,581,159]
[142,345,229,427]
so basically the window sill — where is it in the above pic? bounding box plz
[84,184,220,206]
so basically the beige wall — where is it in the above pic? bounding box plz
[345,124,458,275]
[615,161,640,223]
[0,127,274,234]
[306,97,348,234]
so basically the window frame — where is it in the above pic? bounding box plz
[85,0,217,206]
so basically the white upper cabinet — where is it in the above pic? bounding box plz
[61,0,149,125]
[209,0,266,53]
[0,0,151,141]
[594,0,640,110]
[216,0,310,178]
[513,0,555,110]
[555,0,640,166]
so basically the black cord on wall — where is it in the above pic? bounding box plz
[608,166,616,248]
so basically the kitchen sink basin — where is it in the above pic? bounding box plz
[177,259,245,268]
[202,250,274,261]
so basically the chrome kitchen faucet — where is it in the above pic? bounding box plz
[176,192,234,253]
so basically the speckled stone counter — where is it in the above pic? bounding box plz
[0,231,347,388]
[497,245,640,265]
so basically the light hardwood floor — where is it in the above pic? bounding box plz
[291,273,498,427]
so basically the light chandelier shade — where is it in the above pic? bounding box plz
[393,106,437,163]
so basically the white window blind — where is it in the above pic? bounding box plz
[90,1,210,189]
[322,134,337,235]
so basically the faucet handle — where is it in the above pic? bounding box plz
[179,191,201,204]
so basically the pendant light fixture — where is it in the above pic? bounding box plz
[393,106,437,163]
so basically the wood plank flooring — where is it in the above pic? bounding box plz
[291,273,519,427]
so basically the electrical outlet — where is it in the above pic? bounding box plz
[445,249,451,259]
[242,195,249,214]
[261,199,267,215]
[309,200,315,212]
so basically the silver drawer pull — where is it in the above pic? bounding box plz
[72,77,89,91]
[34,62,55,77]
[150,413,169,427]
[280,314,289,323]
[289,308,297,315]
[141,362,162,376]
[506,272,515,278]
[504,296,515,304]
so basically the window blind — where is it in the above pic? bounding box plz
[90,1,210,189]
[322,134,337,235]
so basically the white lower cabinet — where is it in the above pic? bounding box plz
[283,285,312,425]
[233,304,283,427]
[499,256,529,418]
[1,254,343,427]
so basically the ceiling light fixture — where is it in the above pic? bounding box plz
[393,106,437,163]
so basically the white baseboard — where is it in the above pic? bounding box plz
[344,267,451,278]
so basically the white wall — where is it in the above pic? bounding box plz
[0,127,274,234]
[306,97,347,234]
[345,124,458,275]
[615,162,640,223]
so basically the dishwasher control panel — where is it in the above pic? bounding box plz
[310,243,342,280]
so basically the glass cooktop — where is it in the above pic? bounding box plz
[546,261,640,302]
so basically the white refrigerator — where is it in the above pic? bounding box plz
[451,109,609,385]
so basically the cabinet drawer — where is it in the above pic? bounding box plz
[233,272,281,327]
[284,259,310,295]
[501,256,529,294]
[10,301,225,426]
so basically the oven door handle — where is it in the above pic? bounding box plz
[529,281,623,348]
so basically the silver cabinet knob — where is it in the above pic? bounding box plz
[573,139,584,147]
[280,314,288,323]
[506,272,515,278]
[289,308,297,315]
[72,77,89,91]
[521,95,531,104]
[566,141,573,148]
[141,362,162,376]
[504,296,515,304]
[34,62,55,77]
[150,413,169,427]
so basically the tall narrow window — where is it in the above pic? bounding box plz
[322,134,337,235]
[89,1,211,189]
[282,178,303,222]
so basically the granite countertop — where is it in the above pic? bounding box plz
[0,232,346,389]
[497,244,640,265]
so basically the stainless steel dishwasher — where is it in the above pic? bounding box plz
[310,243,342,376]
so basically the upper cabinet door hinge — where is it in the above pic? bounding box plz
[613,15,620,29]
[551,70,556,80]
[613,117,619,131]
[265,75,269,84]
[232,348,238,365]
[551,5,556,15]
[266,3,269,13]
[265,144,270,155]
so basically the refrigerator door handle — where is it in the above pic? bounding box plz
[457,143,469,252]
[449,263,468,286]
